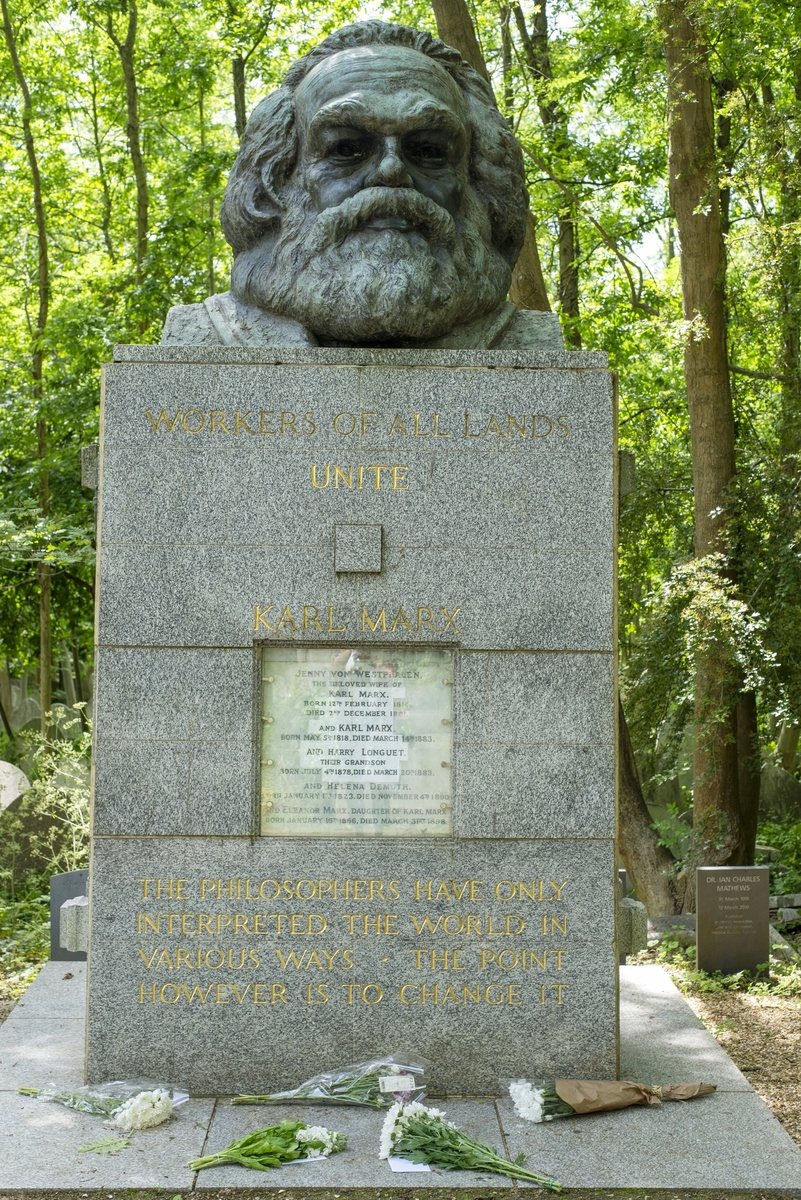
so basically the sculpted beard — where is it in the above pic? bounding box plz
[231,183,511,344]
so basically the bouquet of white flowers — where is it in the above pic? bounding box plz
[19,1079,188,1130]
[379,1101,561,1190]
[234,1054,426,1108]
[509,1079,716,1122]
[188,1119,347,1172]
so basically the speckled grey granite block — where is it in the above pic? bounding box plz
[89,345,617,1091]
[86,837,616,1094]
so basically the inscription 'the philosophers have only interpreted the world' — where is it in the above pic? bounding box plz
[133,875,571,1011]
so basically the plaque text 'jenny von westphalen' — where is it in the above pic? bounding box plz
[260,646,453,837]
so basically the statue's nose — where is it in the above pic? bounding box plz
[367,137,414,188]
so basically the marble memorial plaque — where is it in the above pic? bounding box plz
[696,866,770,976]
[260,645,453,837]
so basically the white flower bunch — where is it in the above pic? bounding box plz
[509,1080,547,1123]
[295,1125,341,1158]
[110,1089,173,1133]
[378,1100,451,1159]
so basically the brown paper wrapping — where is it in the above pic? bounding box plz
[554,1080,661,1113]
[660,1082,717,1101]
[553,1080,716,1114]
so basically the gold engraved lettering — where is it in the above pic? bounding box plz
[551,914,567,935]
[432,414,450,437]
[272,983,288,1004]
[556,416,570,438]
[260,411,277,434]
[232,983,253,1003]
[508,984,522,1005]
[532,415,553,438]
[368,465,391,489]
[137,948,159,968]
[253,983,269,1003]
[328,606,346,632]
[210,410,230,434]
[440,606,461,633]
[145,409,181,432]
[413,413,429,437]
[361,412,377,434]
[388,414,408,436]
[303,412,316,435]
[357,465,364,488]
[390,607,413,633]
[333,412,356,435]
[417,607,436,632]
[333,465,353,488]
[280,411,298,435]
[276,606,298,632]
[391,465,409,490]
[305,982,329,1004]
[139,983,157,1002]
[254,604,275,631]
[400,983,418,1003]
[551,983,568,1004]
[311,464,330,488]
[235,411,255,435]
[550,880,567,900]
[343,914,398,935]
[507,415,527,438]
[215,984,230,1003]
[303,605,323,631]
[361,607,387,633]
[464,413,482,438]
[181,409,205,433]
[484,415,503,437]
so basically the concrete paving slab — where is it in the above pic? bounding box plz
[4,962,87,1022]
[499,1091,801,1189]
[619,964,753,1089]
[0,1018,85,1091]
[0,1090,214,1189]
[193,1099,509,1190]
[1,960,800,1192]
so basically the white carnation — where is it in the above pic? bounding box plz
[110,1089,173,1133]
[378,1100,453,1159]
[296,1125,337,1158]
[509,1080,545,1123]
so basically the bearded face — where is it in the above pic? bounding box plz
[228,44,512,345]
[231,182,511,344]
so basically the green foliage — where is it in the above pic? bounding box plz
[756,821,801,895]
[0,715,90,895]
[654,937,801,997]
[0,884,49,1000]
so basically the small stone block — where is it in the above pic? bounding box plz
[59,895,88,954]
[334,523,382,573]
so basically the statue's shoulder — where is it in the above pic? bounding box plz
[161,292,316,347]
[496,309,565,351]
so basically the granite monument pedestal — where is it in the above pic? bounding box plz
[86,343,617,1094]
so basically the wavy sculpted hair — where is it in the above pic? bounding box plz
[220,20,528,268]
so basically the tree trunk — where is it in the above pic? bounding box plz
[618,700,688,914]
[233,55,247,141]
[106,1,148,284]
[662,0,740,864]
[736,692,760,864]
[511,1,580,341]
[430,0,491,84]
[1,0,51,735]
[430,0,551,312]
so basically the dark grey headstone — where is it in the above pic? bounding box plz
[50,869,88,961]
[696,866,770,976]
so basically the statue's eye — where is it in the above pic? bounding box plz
[332,139,367,159]
[408,141,448,163]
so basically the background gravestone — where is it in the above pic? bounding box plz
[86,342,617,1095]
[696,865,770,976]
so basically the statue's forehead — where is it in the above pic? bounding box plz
[294,45,468,127]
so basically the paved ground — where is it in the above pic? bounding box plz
[1,962,800,1192]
